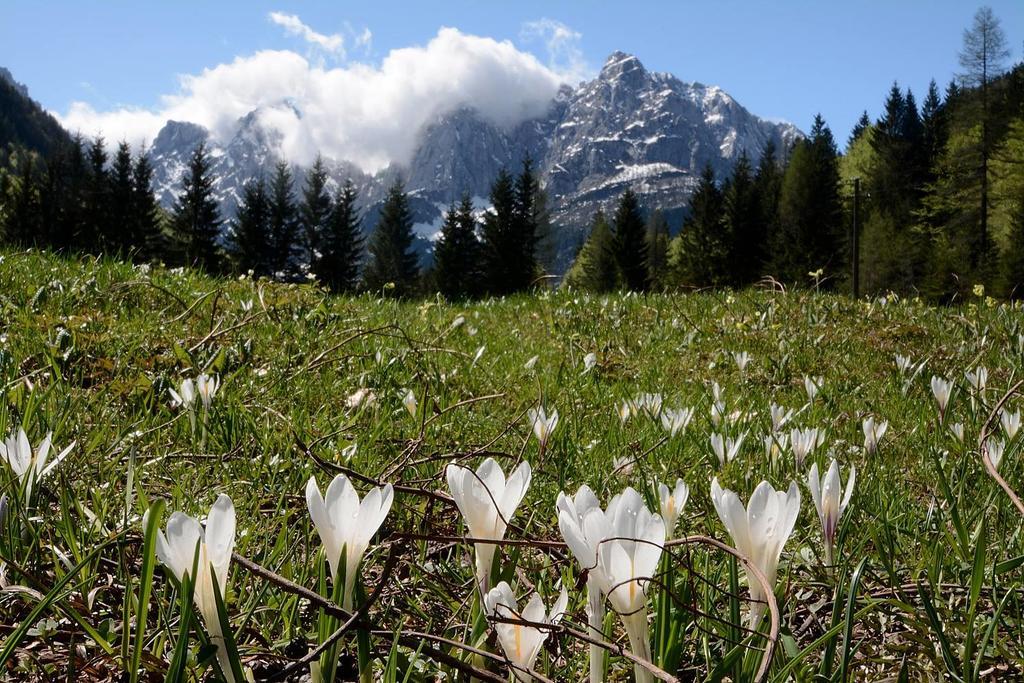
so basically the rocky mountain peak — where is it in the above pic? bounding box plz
[598,51,647,86]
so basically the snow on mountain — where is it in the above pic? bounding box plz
[146,51,801,270]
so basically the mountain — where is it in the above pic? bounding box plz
[79,52,805,270]
[0,67,72,159]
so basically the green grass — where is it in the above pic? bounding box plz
[1,247,1023,681]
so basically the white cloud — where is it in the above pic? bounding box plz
[57,26,578,172]
[269,11,345,57]
[520,18,591,85]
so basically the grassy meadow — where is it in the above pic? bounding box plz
[1,248,1024,681]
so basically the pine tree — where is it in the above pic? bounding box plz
[723,151,761,285]
[512,158,540,290]
[81,136,109,252]
[480,168,519,295]
[3,152,40,245]
[267,161,300,278]
[130,152,163,260]
[108,141,134,254]
[169,142,222,272]
[921,79,947,173]
[772,115,844,285]
[53,135,88,251]
[754,140,783,273]
[848,111,871,149]
[434,194,481,299]
[958,5,1010,259]
[676,165,728,287]
[316,180,364,293]
[612,188,648,291]
[363,179,419,296]
[1000,200,1024,299]
[300,156,331,269]
[533,185,559,276]
[564,210,617,292]
[227,177,271,275]
[644,209,670,290]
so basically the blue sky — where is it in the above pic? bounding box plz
[2,0,1021,164]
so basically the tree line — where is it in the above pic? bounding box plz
[1,6,1021,301]
[567,7,1023,300]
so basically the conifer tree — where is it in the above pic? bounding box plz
[512,158,540,289]
[4,152,40,245]
[108,141,134,254]
[533,185,559,276]
[644,209,670,290]
[300,156,331,268]
[921,79,947,173]
[676,165,728,287]
[958,5,1010,258]
[227,177,271,275]
[481,168,519,295]
[773,115,844,285]
[754,140,783,269]
[1000,201,1024,299]
[53,135,88,251]
[612,188,648,291]
[267,161,300,277]
[434,194,481,299]
[723,151,761,285]
[316,180,364,293]
[169,141,222,272]
[564,210,617,292]
[81,136,109,251]
[363,179,418,296]
[130,152,163,260]
[848,111,871,149]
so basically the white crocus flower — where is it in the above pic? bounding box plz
[1001,409,1021,441]
[527,406,559,451]
[612,455,635,477]
[733,351,751,373]
[804,376,823,403]
[618,399,634,423]
[0,429,74,503]
[789,427,818,468]
[485,582,568,682]
[305,475,393,610]
[446,458,532,596]
[931,376,953,419]
[770,404,793,432]
[949,422,965,443]
[711,432,746,465]
[196,374,219,411]
[557,486,608,683]
[169,378,196,409]
[986,437,1006,471]
[658,478,690,536]
[807,460,855,565]
[710,400,727,426]
[965,366,988,393]
[582,352,598,374]
[634,393,663,419]
[401,389,418,418]
[862,417,889,454]
[345,387,376,410]
[588,488,665,683]
[895,354,912,375]
[711,478,800,630]
[524,355,539,372]
[153,495,236,682]
[660,407,694,437]
[763,433,789,465]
